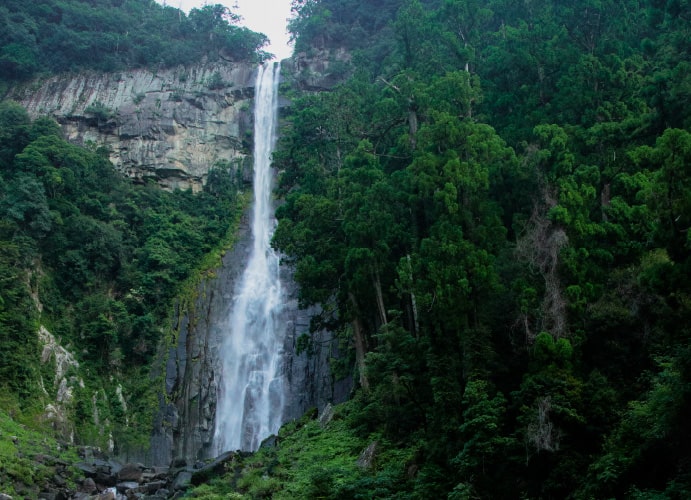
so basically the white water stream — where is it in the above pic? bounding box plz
[214,63,285,452]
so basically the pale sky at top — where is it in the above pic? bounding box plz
[158,0,294,60]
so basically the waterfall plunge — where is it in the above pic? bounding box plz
[214,63,285,452]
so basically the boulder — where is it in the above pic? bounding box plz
[357,441,379,470]
[172,470,193,491]
[42,491,69,500]
[80,478,97,494]
[259,435,279,449]
[94,471,116,487]
[75,463,97,477]
[51,474,66,487]
[142,480,167,494]
[319,403,335,428]
[107,460,123,476]
[190,451,237,486]
[117,463,143,482]
[115,481,139,493]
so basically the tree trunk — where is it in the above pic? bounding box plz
[373,265,388,327]
[349,293,369,390]
[406,254,419,336]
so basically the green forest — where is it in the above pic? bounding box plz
[1,0,691,498]
[247,0,690,498]
[0,0,270,88]
[0,98,248,440]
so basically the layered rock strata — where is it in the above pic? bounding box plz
[10,63,256,191]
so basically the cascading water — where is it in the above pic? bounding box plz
[214,62,285,452]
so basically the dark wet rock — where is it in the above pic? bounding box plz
[150,218,352,466]
[118,463,144,482]
[91,459,112,471]
[80,478,97,494]
[141,480,167,493]
[259,435,279,450]
[37,491,68,500]
[75,463,96,477]
[116,481,140,492]
[190,451,237,486]
[172,470,193,491]
[94,471,116,487]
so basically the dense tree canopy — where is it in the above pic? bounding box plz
[263,0,691,497]
[0,0,269,88]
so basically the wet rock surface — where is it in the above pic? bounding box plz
[150,216,353,466]
[26,445,217,499]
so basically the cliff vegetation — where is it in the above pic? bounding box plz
[0,96,247,427]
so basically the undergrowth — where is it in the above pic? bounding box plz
[184,401,417,499]
[0,409,80,498]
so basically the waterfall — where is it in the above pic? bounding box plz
[214,62,285,453]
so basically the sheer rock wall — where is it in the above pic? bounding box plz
[150,218,349,466]
[10,62,256,191]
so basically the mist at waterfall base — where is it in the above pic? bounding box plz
[213,63,285,453]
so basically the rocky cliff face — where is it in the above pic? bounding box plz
[150,218,350,466]
[10,62,256,191]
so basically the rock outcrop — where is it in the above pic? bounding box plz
[25,446,250,499]
[9,62,256,191]
[285,48,353,91]
[39,326,82,442]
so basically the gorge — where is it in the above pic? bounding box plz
[143,60,350,467]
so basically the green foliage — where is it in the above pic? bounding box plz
[186,401,418,499]
[582,355,691,498]
[0,239,39,399]
[205,71,226,90]
[0,104,246,449]
[450,380,514,497]
[2,0,691,496]
[271,0,691,496]
[0,0,269,87]
[0,408,80,497]
[84,101,115,123]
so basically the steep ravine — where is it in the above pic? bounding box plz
[10,59,353,467]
